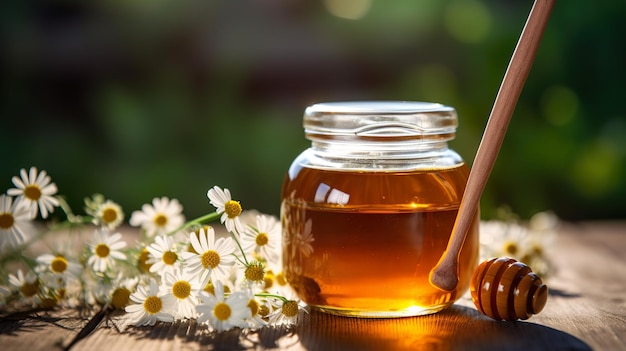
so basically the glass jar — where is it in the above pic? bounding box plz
[280,101,479,318]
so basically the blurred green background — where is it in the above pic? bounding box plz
[1,0,624,221]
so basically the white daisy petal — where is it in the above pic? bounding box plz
[0,195,34,251]
[7,167,59,219]
[129,197,185,237]
[86,229,128,273]
[182,227,236,286]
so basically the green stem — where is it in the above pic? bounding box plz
[166,212,221,236]
[56,195,74,218]
[18,251,38,270]
[229,231,249,266]
[255,292,288,302]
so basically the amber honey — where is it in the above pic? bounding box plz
[281,165,479,317]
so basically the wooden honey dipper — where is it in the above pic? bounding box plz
[470,257,548,321]
[429,0,557,302]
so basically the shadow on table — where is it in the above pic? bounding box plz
[294,305,591,351]
[0,308,80,337]
[123,304,590,351]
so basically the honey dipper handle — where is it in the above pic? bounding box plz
[429,0,556,292]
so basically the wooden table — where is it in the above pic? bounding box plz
[1,221,624,350]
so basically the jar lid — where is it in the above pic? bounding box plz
[304,101,457,142]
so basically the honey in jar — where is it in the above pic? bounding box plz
[281,101,479,317]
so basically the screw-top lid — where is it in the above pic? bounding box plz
[304,101,458,142]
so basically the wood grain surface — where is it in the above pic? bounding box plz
[1,221,624,350]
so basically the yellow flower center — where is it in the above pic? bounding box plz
[172,280,192,299]
[264,273,274,290]
[138,248,153,272]
[162,251,178,265]
[111,287,131,309]
[154,214,168,227]
[0,213,14,229]
[203,281,231,295]
[101,208,118,224]
[144,296,163,314]
[24,185,42,201]
[95,244,110,258]
[21,280,40,297]
[213,302,231,321]
[530,244,544,255]
[224,200,242,219]
[281,300,299,317]
[503,241,519,256]
[51,256,68,273]
[244,263,265,282]
[247,299,260,316]
[259,304,270,318]
[203,281,215,295]
[276,272,287,286]
[201,250,220,269]
[255,233,269,246]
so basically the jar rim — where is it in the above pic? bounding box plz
[304,101,458,141]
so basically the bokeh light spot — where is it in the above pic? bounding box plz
[541,85,579,126]
[324,0,372,20]
[444,0,492,43]
[409,64,458,103]
[571,139,622,198]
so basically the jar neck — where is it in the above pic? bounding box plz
[305,138,463,171]
[310,138,450,159]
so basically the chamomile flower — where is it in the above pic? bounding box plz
[267,293,307,326]
[146,234,181,277]
[110,282,136,310]
[241,214,281,262]
[94,200,124,230]
[125,279,174,326]
[242,260,266,287]
[479,220,530,260]
[201,278,235,297]
[96,275,138,310]
[86,272,117,307]
[36,252,82,282]
[207,186,245,234]
[196,280,249,331]
[261,270,288,293]
[7,167,59,219]
[180,227,236,286]
[0,194,34,251]
[137,247,153,273]
[34,288,60,308]
[241,289,270,329]
[129,197,185,237]
[8,269,40,303]
[524,211,558,276]
[160,269,202,320]
[479,213,556,277]
[87,229,127,273]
